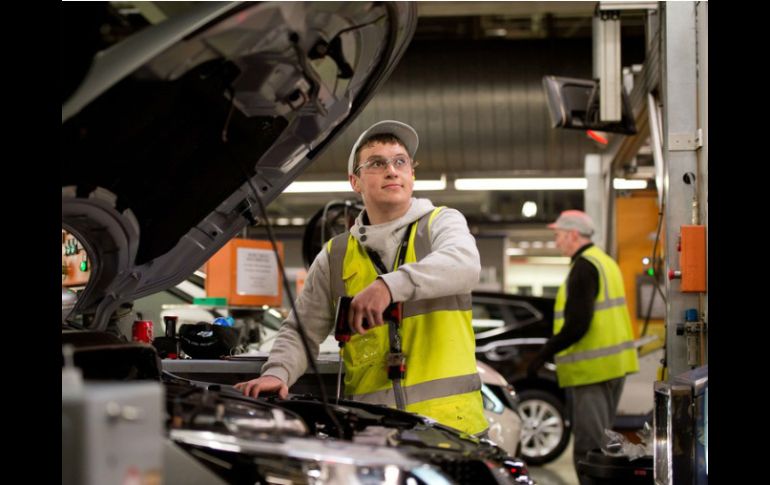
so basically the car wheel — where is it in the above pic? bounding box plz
[517,389,570,465]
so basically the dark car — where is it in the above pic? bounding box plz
[471,291,571,465]
[62,3,533,484]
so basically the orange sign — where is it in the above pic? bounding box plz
[205,239,284,307]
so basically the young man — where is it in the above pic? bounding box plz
[528,210,639,484]
[235,120,487,436]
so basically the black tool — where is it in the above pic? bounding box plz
[334,296,401,344]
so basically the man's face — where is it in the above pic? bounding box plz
[553,229,574,257]
[349,141,414,212]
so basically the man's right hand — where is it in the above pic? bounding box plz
[234,375,289,399]
[349,278,392,335]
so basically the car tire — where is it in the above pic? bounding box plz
[517,389,570,465]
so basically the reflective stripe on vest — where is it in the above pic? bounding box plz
[326,207,487,434]
[555,336,653,364]
[553,246,639,387]
[349,373,481,406]
[554,297,626,320]
[403,294,472,317]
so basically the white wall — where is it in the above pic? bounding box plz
[475,236,506,291]
[505,259,570,297]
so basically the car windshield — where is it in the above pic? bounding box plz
[472,296,544,335]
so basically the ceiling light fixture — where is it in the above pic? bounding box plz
[454,178,649,191]
[414,175,447,191]
[283,181,353,193]
[284,177,645,193]
[613,178,648,190]
[285,176,447,193]
[455,178,588,191]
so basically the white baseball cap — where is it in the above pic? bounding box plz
[548,210,595,236]
[347,120,419,175]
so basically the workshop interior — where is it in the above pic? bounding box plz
[62,2,708,485]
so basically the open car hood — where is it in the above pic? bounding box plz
[61,1,416,330]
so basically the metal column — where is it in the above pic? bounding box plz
[584,153,615,255]
[661,1,707,377]
[696,1,708,338]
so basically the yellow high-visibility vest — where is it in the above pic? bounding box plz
[327,207,487,435]
[553,246,639,387]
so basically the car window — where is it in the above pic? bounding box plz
[473,295,548,340]
[509,304,538,323]
[480,384,504,413]
[473,318,506,333]
[472,303,507,334]
[473,302,503,320]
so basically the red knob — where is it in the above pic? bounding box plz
[668,269,681,280]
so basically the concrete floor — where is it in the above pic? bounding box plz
[527,436,580,485]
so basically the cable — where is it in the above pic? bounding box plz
[640,277,657,338]
[641,202,667,338]
[651,206,667,306]
[320,199,341,244]
[219,97,343,438]
[242,170,345,439]
[335,14,386,37]
[320,199,361,245]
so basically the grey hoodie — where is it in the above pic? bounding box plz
[261,197,481,386]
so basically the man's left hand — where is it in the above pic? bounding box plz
[349,278,393,335]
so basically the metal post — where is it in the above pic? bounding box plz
[696,2,708,363]
[593,10,622,121]
[661,1,707,377]
[584,154,607,252]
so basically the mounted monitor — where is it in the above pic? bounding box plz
[542,75,637,135]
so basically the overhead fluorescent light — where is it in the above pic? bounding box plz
[613,178,648,189]
[284,181,353,193]
[285,176,447,193]
[454,178,588,191]
[285,176,643,193]
[414,175,447,191]
[525,256,572,265]
[454,178,648,191]
[506,248,526,256]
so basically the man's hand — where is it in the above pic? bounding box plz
[349,278,393,335]
[526,356,545,378]
[234,375,289,399]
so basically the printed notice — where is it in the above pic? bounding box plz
[236,247,279,296]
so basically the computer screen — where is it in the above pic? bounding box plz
[542,75,637,135]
